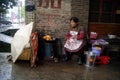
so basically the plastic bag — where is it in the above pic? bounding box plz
[95,56,110,65]
[90,32,98,39]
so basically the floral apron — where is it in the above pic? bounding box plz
[64,30,83,52]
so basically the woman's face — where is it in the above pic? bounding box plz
[70,20,77,27]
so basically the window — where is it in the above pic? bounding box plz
[89,0,120,23]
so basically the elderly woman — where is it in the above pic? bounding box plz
[64,17,85,64]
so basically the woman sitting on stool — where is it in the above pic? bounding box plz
[64,17,86,65]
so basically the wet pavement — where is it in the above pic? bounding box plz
[0,53,120,80]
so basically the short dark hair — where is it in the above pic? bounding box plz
[70,17,79,23]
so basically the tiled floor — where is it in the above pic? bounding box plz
[0,53,120,80]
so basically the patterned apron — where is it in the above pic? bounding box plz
[64,30,83,52]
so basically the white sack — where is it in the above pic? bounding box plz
[11,22,33,63]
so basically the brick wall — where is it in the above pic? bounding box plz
[25,0,35,24]
[34,0,71,39]
[25,0,89,38]
[71,0,89,34]
[25,0,89,54]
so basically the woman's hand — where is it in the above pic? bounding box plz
[66,33,71,40]
[66,39,70,44]
[72,35,77,39]
[77,31,84,40]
